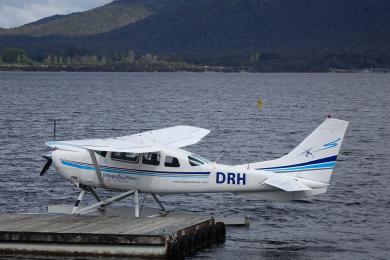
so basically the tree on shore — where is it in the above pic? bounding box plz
[128,50,135,63]
[249,52,261,63]
[142,53,158,64]
[1,48,28,63]
[44,55,51,65]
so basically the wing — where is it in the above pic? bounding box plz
[46,139,161,153]
[119,125,210,148]
[46,125,210,153]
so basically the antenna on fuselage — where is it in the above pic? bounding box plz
[214,150,225,163]
[53,119,56,142]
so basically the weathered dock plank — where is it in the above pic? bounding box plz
[0,213,224,257]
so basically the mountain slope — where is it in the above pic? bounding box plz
[97,0,390,53]
[0,1,154,36]
[0,0,389,69]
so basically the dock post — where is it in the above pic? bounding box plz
[134,190,140,217]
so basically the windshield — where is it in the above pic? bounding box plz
[188,154,211,166]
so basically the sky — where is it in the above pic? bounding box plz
[0,0,113,29]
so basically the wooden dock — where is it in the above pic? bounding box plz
[0,213,226,257]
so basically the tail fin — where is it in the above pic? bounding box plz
[246,118,348,184]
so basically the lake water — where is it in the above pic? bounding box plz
[0,71,389,259]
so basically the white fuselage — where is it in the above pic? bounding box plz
[52,148,273,194]
[46,118,348,202]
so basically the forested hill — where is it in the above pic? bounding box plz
[1,0,390,71]
[97,0,390,56]
[0,0,155,36]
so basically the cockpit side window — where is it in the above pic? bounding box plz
[188,155,205,166]
[142,152,160,166]
[111,152,139,163]
[165,156,180,167]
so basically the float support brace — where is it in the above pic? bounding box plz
[134,190,140,218]
[74,190,134,215]
[152,193,167,212]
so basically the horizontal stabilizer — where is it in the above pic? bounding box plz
[262,177,312,192]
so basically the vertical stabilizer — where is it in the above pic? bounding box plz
[245,118,349,183]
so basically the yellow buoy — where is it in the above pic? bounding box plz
[257,97,262,110]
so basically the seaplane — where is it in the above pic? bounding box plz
[40,117,348,217]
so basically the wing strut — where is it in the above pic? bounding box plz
[88,149,106,188]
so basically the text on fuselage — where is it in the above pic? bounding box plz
[216,172,246,185]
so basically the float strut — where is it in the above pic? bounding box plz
[134,190,140,218]
[88,187,106,211]
[72,190,86,214]
[152,193,167,212]
[89,188,101,202]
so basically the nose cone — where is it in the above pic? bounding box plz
[50,150,63,174]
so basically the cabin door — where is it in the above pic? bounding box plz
[103,152,139,190]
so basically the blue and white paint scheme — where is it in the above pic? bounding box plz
[41,118,348,216]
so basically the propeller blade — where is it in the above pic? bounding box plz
[40,156,52,176]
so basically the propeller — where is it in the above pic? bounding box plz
[40,119,56,176]
[40,155,53,176]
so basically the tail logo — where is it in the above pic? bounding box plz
[315,138,341,152]
[298,138,341,158]
[300,148,314,158]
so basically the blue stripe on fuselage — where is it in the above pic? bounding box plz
[263,161,336,173]
[257,155,337,171]
[61,160,210,178]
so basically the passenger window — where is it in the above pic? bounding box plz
[165,156,180,167]
[142,153,160,166]
[95,151,107,157]
[111,152,139,163]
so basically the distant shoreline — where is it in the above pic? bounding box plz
[0,63,332,73]
[0,63,239,73]
[0,65,229,72]
[1,65,389,73]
